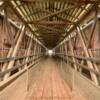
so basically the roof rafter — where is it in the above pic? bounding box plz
[33,6,81,22]
[27,21,75,25]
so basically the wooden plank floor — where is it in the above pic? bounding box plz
[24,58,72,100]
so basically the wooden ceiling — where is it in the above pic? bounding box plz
[1,0,100,48]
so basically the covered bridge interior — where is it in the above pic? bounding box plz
[0,0,100,100]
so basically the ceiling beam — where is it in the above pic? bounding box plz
[36,25,66,33]
[27,21,74,25]
[12,1,78,24]
[33,6,79,22]
[4,0,44,45]
[22,6,79,21]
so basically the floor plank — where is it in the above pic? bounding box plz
[24,58,81,100]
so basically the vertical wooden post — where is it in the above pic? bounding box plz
[63,44,65,58]
[25,38,33,65]
[39,46,41,55]
[25,37,33,91]
[37,45,40,58]
[61,45,63,58]
[72,68,75,92]
[60,46,63,69]
[64,42,69,65]
[60,46,61,55]
[88,50,99,72]
[40,47,42,55]
[33,41,37,61]
[69,39,77,70]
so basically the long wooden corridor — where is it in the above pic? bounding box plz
[24,58,72,100]
[0,0,100,100]
[21,58,85,100]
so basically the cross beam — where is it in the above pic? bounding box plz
[22,7,79,22]
[36,25,66,33]
[27,21,74,25]
[11,1,79,24]
[33,6,79,22]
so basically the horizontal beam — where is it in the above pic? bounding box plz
[0,54,40,63]
[36,25,66,33]
[0,56,41,77]
[34,6,79,22]
[57,53,100,64]
[27,21,74,25]
[60,56,100,77]
[0,59,40,89]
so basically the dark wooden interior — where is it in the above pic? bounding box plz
[0,0,100,100]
